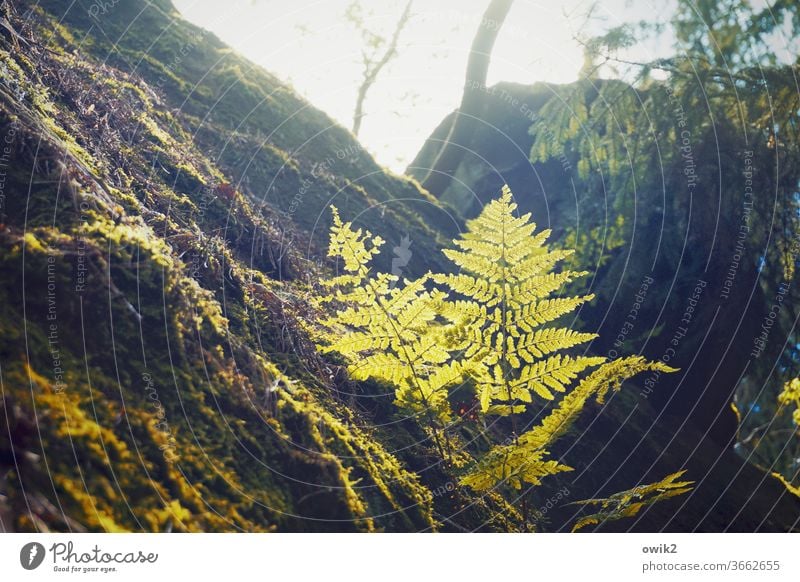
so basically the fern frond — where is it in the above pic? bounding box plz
[395,290,440,331]
[516,328,598,360]
[422,361,466,394]
[322,331,393,355]
[462,355,677,491]
[437,185,602,418]
[485,404,527,416]
[323,305,386,328]
[516,295,595,328]
[433,273,503,305]
[383,274,430,312]
[510,270,589,306]
[512,354,606,401]
[322,188,679,499]
[327,206,384,274]
[348,352,410,384]
[778,378,800,425]
[406,335,451,366]
[320,207,464,446]
[520,356,676,451]
[460,442,572,491]
[512,248,575,281]
[571,471,694,532]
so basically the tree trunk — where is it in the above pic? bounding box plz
[419,0,514,196]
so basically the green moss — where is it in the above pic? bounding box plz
[0,0,519,533]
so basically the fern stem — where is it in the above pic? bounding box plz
[360,267,449,461]
[498,195,519,446]
[521,495,529,532]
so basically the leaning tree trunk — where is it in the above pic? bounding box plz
[419,0,514,197]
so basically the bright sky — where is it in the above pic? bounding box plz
[173,0,673,172]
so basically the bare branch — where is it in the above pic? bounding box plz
[350,1,414,137]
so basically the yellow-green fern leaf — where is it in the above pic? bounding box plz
[513,355,606,401]
[570,471,693,532]
[516,328,598,361]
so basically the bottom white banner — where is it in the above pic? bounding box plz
[1,533,797,581]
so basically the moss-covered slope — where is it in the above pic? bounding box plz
[0,0,517,532]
